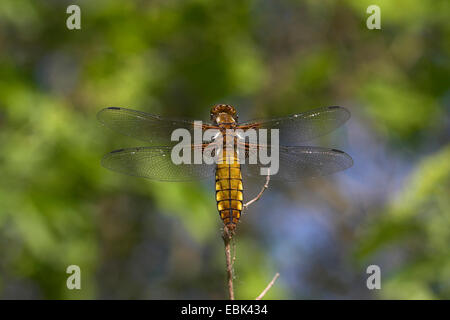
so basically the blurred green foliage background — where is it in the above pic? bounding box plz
[0,0,449,299]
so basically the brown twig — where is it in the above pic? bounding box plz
[255,273,280,300]
[243,174,271,211]
[222,226,235,300]
[221,174,272,300]
[231,237,236,268]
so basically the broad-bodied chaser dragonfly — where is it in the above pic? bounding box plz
[97,104,353,232]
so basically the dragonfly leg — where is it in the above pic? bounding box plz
[243,173,270,211]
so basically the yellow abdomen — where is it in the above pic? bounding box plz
[215,149,243,231]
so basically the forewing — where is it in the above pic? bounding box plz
[101,146,216,181]
[239,106,350,145]
[97,107,213,145]
[241,145,353,181]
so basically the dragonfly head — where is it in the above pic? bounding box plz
[210,104,238,124]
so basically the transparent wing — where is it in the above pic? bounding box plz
[240,145,353,181]
[101,146,216,181]
[239,106,350,145]
[97,107,214,145]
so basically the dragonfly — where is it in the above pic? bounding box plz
[97,104,353,232]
